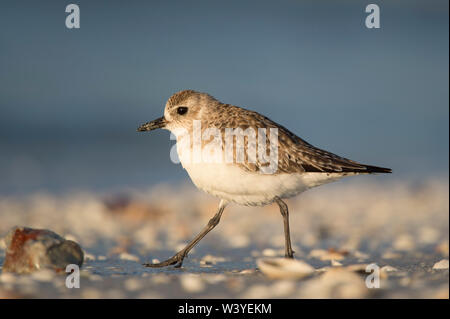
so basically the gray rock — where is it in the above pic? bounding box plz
[2,226,84,274]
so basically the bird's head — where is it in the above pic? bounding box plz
[137,90,220,134]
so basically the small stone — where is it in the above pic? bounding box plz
[239,268,257,275]
[0,238,6,250]
[435,241,449,257]
[81,288,102,299]
[309,248,347,261]
[345,264,369,274]
[0,289,24,299]
[418,227,440,244]
[353,251,370,260]
[118,252,140,262]
[84,253,96,261]
[382,251,401,259]
[399,277,412,287]
[0,272,17,284]
[200,254,226,265]
[241,284,271,298]
[393,235,415,251]
[299,268,368,298]
[88,274,103,282]
[432,259,449,270]
[203,274,226,284]
[331,259,343,267]
[30,269,56,282]
[379,265,399,278]
[433,284,450,299]
[251,250,261,257]
[2,226,84,274]
[200,261,213,267]
[138,291,162,299]
[124,278,143,291]
[179,274,205,293]
[257,258,315,279]
[152,274,170,284]
[270,280,296,297]
[228,235,249,248]
[381,265,398,273]
[262,248,278,257]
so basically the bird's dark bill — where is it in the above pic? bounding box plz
[137,116,166,131]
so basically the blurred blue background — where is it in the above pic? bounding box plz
[0,0,448,195]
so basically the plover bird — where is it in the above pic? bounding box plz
[138,90,391,267]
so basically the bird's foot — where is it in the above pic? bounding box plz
[143,251,187,268]
[285,251,295,259]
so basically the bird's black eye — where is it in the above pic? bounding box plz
[177,106,188,115]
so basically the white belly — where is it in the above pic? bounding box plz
[181,162,349,206]
[172,132,352,206]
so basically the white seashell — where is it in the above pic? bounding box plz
[433,259,449,270]
[256,258,315,279]
[239,268,257,275]
[119,252,140,262]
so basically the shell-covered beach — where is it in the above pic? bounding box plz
[1,178,448,298]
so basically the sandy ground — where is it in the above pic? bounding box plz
[0,178,448,298]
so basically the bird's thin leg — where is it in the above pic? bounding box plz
[275,197,294,258]
[144,200,228,268]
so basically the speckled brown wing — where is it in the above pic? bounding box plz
[210,104,391,175]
